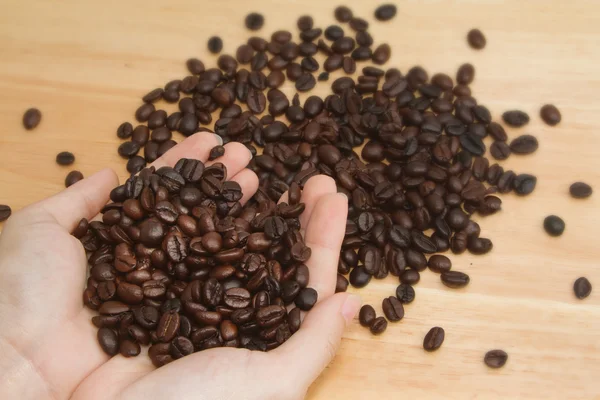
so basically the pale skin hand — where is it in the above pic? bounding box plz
[0,132,361,400]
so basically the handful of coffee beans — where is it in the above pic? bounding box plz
[76,161,314,365]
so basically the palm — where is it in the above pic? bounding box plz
[0,133,356,400]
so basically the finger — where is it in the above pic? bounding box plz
[150,132,222,169]
[16,168,118,231]
[304,192,348,300]
[206,142,253,179]
[272,293,361,392]
[294,175,338,228]
[230,168,259,205]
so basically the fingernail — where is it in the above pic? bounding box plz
[340,294,362,325]
[212,134,223,145]
[245,145,254,160]
[337,192,348,201]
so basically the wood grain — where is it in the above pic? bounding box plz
[1,0,599,398]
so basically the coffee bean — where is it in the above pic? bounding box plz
[97,328,119,356]
[543,215,565,236]
[400,269,420,285]
[540,104,561,126]
[512,174,537,196]
[65,170,84,187]
[423,326,445,351]
[484,349,508,368]
[245,13,264,30]
[208,145,225,161]
[297,15,313,31]
[372,44,391,65]
[382,296,404,322]
[56,151,75,166]
[441,271,469,288]
[295,287,318,311]
[0,205,12,222]
[295,73,316,92]
[350,266,372,288]
[428,255,452,273]
[359,305,376,327]
[375,4,397,21]
[509,135,538,154]
[467,29,486,49]
[156,310,180,343]
[396,283,415,304]
[574,277,592,299]
[569,182,592,199]
[335,6,353,22]
[502,110,530,127]
[456,63,475,85]
[208,36,223,54]
[490,141,511,160]
[370,316,387,334]
[23,107,42,130]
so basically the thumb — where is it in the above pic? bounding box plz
[273,292,362,391]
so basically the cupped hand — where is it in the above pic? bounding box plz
[0,132,360,400]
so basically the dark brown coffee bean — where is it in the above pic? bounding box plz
[456,63,475,85]
[65,170,84,187]
[56,151,75,166]
[543,215,565,236]
[375,4,397,21]
[487,122,507,142]
[428,255,452,273]
[297,15,313,31]
[295,73,316,92]
[117,122,133,139]
[484,349,508,368]
[509,135,538,154]
[156,310,180,343]
[186,58,205,75]
[97,328,119,356]
[512,174,537,196]
[208,145,225,161]
[370,316,387,334]
[490,141,511,160]
[569,182,592,199]
[245,12,264,30]
[23,108,42,130]
[396,283,415,304]
[382,296,404,322]
[574,277,592,299]
[372,44,391,65]
[208,36,223,54]
[359,304,376,327]
[135,103,155,123]
[441,271,470,288]
[540,104,561,126]
[400,269,420,285]
[335,6,353,22]
[502,110,530,127]
[467,28,486,49]
[423,326,445,351]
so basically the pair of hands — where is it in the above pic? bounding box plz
[0,132,361,400]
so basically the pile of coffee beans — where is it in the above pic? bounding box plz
[77,161,315,365]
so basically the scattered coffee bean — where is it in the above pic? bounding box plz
[396,284,415,304]
[543,215,565,236]
[374,4,397,21]
[23,108,42,130]
[0,205,11,222]
[428,255,452,273]
[456,63,475,85]
[370,316,387,334]
[467,29,486,49]
[573,277,592,299]
[441,271,470,288]
[502,110,530,127]
[484,349,508,368]
[208,145,225,161]
[423,327,445,351]
[569,182,592,199]
[208,36,223,54]
[359,304,376,327]
[245,13,264,30]
[65,171,84,187]
[56,151,75,166]
[382,296,404,322]
[334,6,353,22]
[540,104,561,126]
[318,72,329,81]
[509,135,538,154]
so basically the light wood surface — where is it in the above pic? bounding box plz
[1,0,600,398]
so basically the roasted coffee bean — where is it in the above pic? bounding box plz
[574,277,592,299]
[382,296,404,322]
[396,283,415,304]
[335,6,353,22]
[370,316,387,334]
[467,28,486,49]
[156,310,180,343]
[56,151,75,166]
[400,269,420,285]
[208,36,223,54]
[349,266,372,288]
[245,13,264,30]
[543,215,565,236]
[490,141,511,160]
[372,44,391,65]
[423,327,445,351]
[512,174,537,195]
[375,4,397,21]
[65,170,84,187]
[428,255,452,273]
[97,328,119,356]
[297,15,313,31]
[23,108,42,130]
[295,287,318,311]
[502,110,529,127]
[569,182,592,199]
[456,63,475,85]
[484,350,508,368]
[441,271,470,288]
[540,104,561,126]
[510,135,538,154]
[208,145,225,161]
[359,304,376,327]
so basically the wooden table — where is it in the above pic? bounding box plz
[1,0,599,398]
